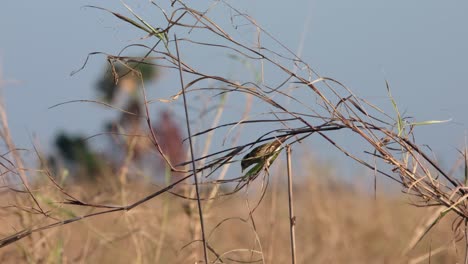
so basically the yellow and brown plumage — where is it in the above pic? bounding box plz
[241,136,289,172]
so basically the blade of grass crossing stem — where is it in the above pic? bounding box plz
[121,2,168,46]
[404,207,451,255]
[385,80,404,136]
[386,81,450,134]
[86,6,153,35]
[87,4,168,47]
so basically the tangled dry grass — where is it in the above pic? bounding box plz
[0,165,461,263]
[0,1,467,263]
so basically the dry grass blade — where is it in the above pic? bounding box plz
[403,206,448,255]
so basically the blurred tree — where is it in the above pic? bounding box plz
[54,132,104,180]
[153,110,186,180]
[101,58,158,165]
[48,56,186,182]
[96,58,157,103]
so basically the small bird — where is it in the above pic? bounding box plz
[241,136,289,173]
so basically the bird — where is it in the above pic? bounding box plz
[241,135,289,173]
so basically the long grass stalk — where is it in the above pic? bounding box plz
[174,34,209,263]
[286,145,297,264]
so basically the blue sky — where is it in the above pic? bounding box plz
[1,1,467,177]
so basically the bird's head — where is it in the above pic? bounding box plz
[241,152,254,172]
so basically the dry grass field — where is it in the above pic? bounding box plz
[0,164,461,263]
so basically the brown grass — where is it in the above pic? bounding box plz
[0,167,461,264]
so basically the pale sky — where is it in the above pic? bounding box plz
[1,1,467,177]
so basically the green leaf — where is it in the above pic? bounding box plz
[86,4,168,47]
[410,119,452,126]
[386,80,404,136]
[86,6,152,35]
[121,2,168,47]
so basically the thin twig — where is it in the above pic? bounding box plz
[174,34,209,264]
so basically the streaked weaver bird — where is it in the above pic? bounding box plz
[241,135,290,173]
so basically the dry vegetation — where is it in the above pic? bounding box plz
[0,167,462,263]
[0,1,467,263]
